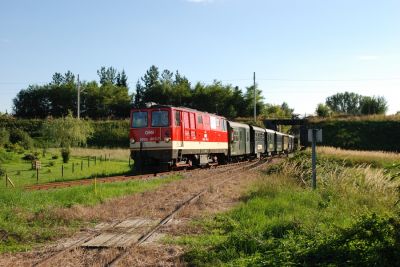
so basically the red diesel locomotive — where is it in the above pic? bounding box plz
[130,105,229,170]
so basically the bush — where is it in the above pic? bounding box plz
[88,120,129,147]
[9,129,34,150]
[310,119,400,152]
[22,154,38,161]
[0,165,5,176]
[0,117,130,148]
[6,143,25,154]
[0,128,10,147]
[61,147,70,163]
[0,148,12,163]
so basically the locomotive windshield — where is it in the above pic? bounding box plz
[132,111,148,128]
[151,111,169,127]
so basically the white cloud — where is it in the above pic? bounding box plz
[1,38,10,44]
[358,55,380,61]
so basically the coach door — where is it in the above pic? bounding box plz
[189,113,196,140]
[175,110,183,147]
[183,112,190,145]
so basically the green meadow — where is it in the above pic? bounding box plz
[175,150,400,266]
[0,148,131,188]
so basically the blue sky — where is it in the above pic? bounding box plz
[1,0,399,115]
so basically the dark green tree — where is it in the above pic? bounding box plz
[64,71,75,85]
[326,92,362,115]
[51,72,64,86]
[13,85,52,118]
[264,102,294,118]
[134,80,146,108]
[360,96,388,115]
[97,66,118,85]
[172,71,191,106]
[244,85,264,117]
[116,70,128,87]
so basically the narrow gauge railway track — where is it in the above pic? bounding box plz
[32,159,266,267]
[25,161,247,191]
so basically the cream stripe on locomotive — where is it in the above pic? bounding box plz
[130,141,228,151]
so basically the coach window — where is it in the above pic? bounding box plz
[152,111,169,127]
[222,120,227,131]
[132,111,148,128]
[175,111,181,126]
[197,115,203,124]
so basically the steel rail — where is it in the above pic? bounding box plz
[31,160,255,267]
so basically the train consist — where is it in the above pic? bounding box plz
[129,105,295,170]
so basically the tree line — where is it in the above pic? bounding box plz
[13,65,294,120]
[316,92,388,117]
[13,68,131,119]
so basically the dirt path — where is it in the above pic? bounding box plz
[0,159,280,267]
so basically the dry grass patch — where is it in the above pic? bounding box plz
[70,147,130,161]
[318,146,400,161]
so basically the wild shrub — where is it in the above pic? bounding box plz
[61,148,70,163]
[0,165,5,176]
[310,120,400,152]
[0,148,12,163]
[22,154,38,161]
[9,129,34,150]
[0,128,10,147]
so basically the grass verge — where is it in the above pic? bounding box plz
[0,175,181,253]
[174,151,400,266]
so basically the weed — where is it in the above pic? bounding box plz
[179,151,400,266]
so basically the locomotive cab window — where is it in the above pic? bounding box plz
[197,115,203,124]
[152,111,169,127]
[132,111,148,128]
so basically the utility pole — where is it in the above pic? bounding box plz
[77,74,80,119]
[253,72,256,122]
[311,129,317,190]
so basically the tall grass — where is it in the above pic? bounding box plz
[318,146,400,162]
[69,147,130,161]
[179,152,400,266]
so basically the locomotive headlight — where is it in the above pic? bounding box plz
[130,138,136,144]
[164,137,171,143]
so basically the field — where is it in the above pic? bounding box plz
[0,174,181,253]
[0,147,184,253]
[0,148,131,188]
[173,148,400,266]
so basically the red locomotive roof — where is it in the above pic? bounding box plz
[131,105,227,120]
